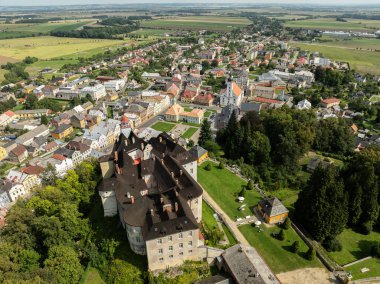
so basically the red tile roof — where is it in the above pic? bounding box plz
[253,97,282,104]
[4,110,15,117]
[21,165,45,175]
[52,154,66,161]
[321,98,340,104]
[11,145,27,157]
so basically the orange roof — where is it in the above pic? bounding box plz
[165,104,183,116]
[322,98,340,104]
[232,82,243,97]
[4,110,15,117]
[253,97,282,104]
[21,165,45,175]
[52,154,66,161]
[181,109,204,118]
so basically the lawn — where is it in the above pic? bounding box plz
[80,266,105,284]
[266,188,300,215]
[141,16,250,32]
[202,200,219,231]
[0,36,125,60]
[198,161,261,219]
[240,224,323,274]
[327,229,380,265]
[345,257,380,280]
[181,127,198,139]
[291,42,380,75]
[204,111,212,118]
[150,121,175,132]
[285,18,376,31]
[222,223,238,246]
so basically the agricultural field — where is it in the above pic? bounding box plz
[291,42,380,75]
[131,28,173,36]
[141,16,251,32]
[0,20,93,39]
[285,18,380,31]
[0,36,125,60]
[318,36,380,51]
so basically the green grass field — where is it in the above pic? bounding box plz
[181,127,198,139]
[11,21,93,33]
[326,229,380,265]
[80,267,105,284]
[131,28,173,36]
[291,42,380,75]
[150,121,175,132]
[222,223,238,246]
[240,225,323,274]
[198,161,261,219]
[142,16,250,31]
[202,200,219,231]
[285,18,379,31]
[0,36,125,60]
[345,257,380,280]
[319,36,380,50]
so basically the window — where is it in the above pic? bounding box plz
[179,243,183,249]
[179,233,183,239]
[157,239,162,245]
[136,236,141,243]
[158,249,163,254]
[168,236,172,242]
[188,250,193,253]
[179,252,184,256]
[190,168,193,174]
[169,246,173,252]
[188,241,192,247]
[188,231,192,237]
[159,257,164,262]
[169,255,173,259]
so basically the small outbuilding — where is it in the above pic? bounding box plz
[257,197,288,224]
[189,145,208,164]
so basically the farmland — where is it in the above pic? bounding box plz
[0,20,93,39]
[291,42,380,75]
[318,36,380,50]
[285,18,380,31]
[141,16,251,31]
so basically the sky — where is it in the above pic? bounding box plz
[1,0,380,6]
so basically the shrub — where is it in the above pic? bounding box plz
[361,221,373,235]
[278,229,285,241]
[291,241,300,253]
[239,188,246,198]
[371,243,380,258]
[323,238,342,252]
[306,247,316,260]
[282,218,291,230]
[219,161,225,169]
[205,164,212,171]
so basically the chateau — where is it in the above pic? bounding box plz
[98,131,204,270]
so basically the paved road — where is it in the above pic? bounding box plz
[201,188,250,246]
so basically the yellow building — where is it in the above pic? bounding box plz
[0,146,8,161]
[51,124,74,140]
[257,197,289,224]
[189,145,208,164]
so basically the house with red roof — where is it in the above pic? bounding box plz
[0,110,15,127]
[321,98,341,108]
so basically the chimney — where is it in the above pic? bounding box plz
[141,142,144,150]
[171,171,175,178]
[160,197,164,204]
[115,164,121,174]
[175,178,179,185]
[180,169,183,176]
[159,136,162,142]
[150,209,154,216]
[175,202,179,212]
[131,196,135,204]
[114,151,118,161]
[161,159,164,165]
[127,192,131,198]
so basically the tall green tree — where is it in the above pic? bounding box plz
[198,119,212,147]
[295,165,348,241]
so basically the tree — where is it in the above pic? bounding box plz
[239,187,246,197]
[282,218,291,230]
[278,229,285,241]
[306,247,316,260]
[44,245,83,284]
[107,259,143,284]
[198,119,212,147]
[205,164,212,171]
[291,241,300,253]
[295,165,348,241]
[40,115,48,125]
[219,161,225,169]
[343,146,380,232]
[246,180,254,191]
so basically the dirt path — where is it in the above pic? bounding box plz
[277,268,337,284]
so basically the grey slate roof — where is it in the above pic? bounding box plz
[258,197,288,218]
[189,145,208,159]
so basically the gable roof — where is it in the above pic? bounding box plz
[259,197,288,217]
[189,145,208,159]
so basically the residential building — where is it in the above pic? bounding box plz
[15,109,50,119]
[80,84,106,101]
[51,124,74,140]
[0,146,8,161]
[9,145,28,163]
[98,132,202,270]
[0,180,26,204]
[0,110,16,127]
[6,169,41,192]
[321,98,341,108]
[296,99,312,110]
[16,125,50,146]
[165,104,205,125]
